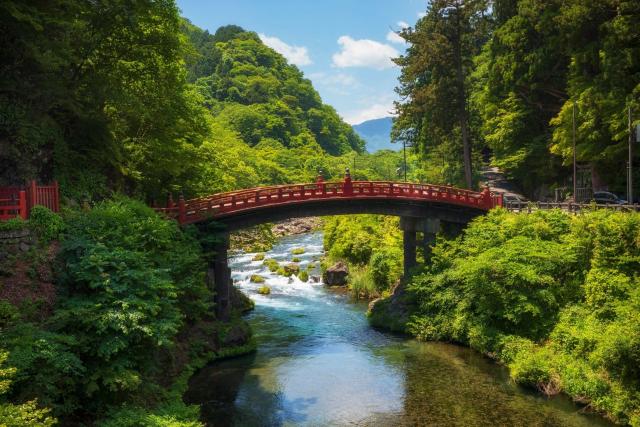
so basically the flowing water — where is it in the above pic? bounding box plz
[185,231,612,427]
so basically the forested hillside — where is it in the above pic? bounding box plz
[394,0,640,197]
[0,1,363,202]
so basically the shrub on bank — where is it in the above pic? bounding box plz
[0,197,252,424]
[403,208,640,424]
[323,215,403,298]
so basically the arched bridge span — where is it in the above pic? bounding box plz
[155,174,503,320]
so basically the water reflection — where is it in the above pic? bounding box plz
[185,232,611,427]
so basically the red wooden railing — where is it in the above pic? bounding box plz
[0,181,59,221]
[155,179,503,225]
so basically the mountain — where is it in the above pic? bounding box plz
[352,117,400,152]
[181,22,365,156]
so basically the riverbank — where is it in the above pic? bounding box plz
[369,208,640,426]
[0,201,256,426]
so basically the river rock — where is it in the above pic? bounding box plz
[272,217,322,237]
[311,275,320,283]
[368,279,415,333]
[323,261,349,286]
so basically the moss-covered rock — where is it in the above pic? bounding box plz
[262,258,279,272]
[291,247,305,255]
[298,270,309,282]
[257,286,271,295]
[250,274,265,283]
[283,263,300,277]
[252,253,265,261]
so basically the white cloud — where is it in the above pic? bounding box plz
[309,72,357,87]
[417,11,427,18]
[332,36,399,70]
[386,30,406,44]
[308,72,359,95]
[343,102,397,125]
[258,33,312,66]
[397,20,410,29]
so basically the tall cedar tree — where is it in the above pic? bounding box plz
[394,0,490,188]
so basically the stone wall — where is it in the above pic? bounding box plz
[0,228,35,261]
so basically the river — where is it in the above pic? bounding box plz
[185,231,612,427]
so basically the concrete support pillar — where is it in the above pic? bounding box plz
[400,217,417,278]
[421,218,440,264]
[210,233,231,321]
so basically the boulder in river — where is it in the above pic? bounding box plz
[323,261,349,286]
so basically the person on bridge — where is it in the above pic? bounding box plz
[343,167,353,195]
[316,171,325,194]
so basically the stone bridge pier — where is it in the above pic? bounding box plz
[208,233,232,321]
[400,217,463,278]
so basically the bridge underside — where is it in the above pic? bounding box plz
[204,198,484,320]
[206,198,485,232]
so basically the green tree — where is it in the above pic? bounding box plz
[471,0,568,195]
[394,0,490,188]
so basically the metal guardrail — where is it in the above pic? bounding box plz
[504,201,640,213]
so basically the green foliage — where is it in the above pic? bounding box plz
[0,218,27,232]
[404,209,640,424]
[0,198,212,418]
[0,349,56,426]
[324,215,403,298]
[99,403,203,427]
[348,266,378,300]
[369,251,393,291]
[298,270,309,282]
[28,206,64,242]
[394,0,491,188]
[252,253,265,261]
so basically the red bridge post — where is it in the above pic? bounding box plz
[18,190,27,220]
[178,193,186,224]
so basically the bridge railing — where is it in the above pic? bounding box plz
[155,180,501,225]
[0,181,59,221]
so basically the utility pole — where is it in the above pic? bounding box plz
[403,139,407,182]
[629,106,634,205]
[573,102,577,202]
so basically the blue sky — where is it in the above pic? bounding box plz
[176,0,429,124]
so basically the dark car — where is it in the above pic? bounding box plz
[592,191,627,205]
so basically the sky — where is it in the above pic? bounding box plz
[176,0,429,125]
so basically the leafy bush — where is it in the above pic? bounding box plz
[0,218,27,232]
[369,251,393,291]
[28,206,64,243]
[18,197,212,415]
[403,209,640,424]
[0,350,56,426]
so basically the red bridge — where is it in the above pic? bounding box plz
[155,177,503,227]
[155,173,503,321]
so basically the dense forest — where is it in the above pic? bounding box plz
[394,0,640,197]
[0,0,368,202]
